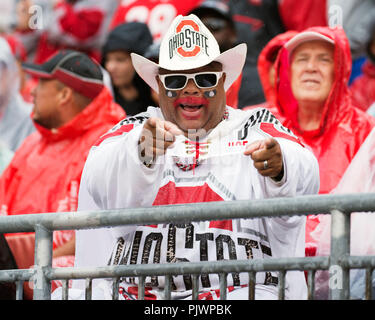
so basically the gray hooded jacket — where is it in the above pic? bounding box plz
[0,38,35,152]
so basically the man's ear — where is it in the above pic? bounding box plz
[155,75,162,93]
[222,72,227,84]
[58,86,73,106]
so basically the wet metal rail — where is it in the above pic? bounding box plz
[0,193,374,300]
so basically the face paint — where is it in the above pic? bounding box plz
[204,89,217,98]
[173,96,209,108]
[166,90,177,98]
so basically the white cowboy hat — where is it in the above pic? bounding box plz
[131,14,247,93]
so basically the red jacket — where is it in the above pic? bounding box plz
[350,61,375,112]
[265,27,375,254]
[0,88,125,223]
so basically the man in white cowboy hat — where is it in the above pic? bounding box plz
[67,14,320,300]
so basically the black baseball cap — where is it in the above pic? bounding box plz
[101,22,153,61]
[22,50,104,99]
[190,0,235,29]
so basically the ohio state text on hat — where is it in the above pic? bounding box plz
[131,14,247,93]
[22,50,104,99]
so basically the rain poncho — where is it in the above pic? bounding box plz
[268,27,375,254]
[313,127,375,299]
[257,30,298,106]
[0,38,35,152]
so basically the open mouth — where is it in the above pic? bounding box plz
[174,97,209,120]
[179,104,204,120]
[179,104,204,111]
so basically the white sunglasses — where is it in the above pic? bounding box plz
[158,71,224,91]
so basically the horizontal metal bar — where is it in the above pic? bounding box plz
[0,193,374,233]
[11,255,375,286]
[46,256,329,281]
[340,255,375,269]
[0,269,35,282]
[0,193,374,301]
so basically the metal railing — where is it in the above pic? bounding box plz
[0,193,374,300]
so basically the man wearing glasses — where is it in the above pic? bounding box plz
[70,14,319,300]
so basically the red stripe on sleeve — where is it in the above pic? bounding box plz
[93,124,134,146]
[259,123,304,147]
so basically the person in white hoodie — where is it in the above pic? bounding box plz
[68,14,320,300]
[0,38,34,152]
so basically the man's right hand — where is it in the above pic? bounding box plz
[138,117,183,165]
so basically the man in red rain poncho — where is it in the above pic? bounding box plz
[0,50,125,295]
[259,27,375,256]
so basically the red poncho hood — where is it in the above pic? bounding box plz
[274,27,363,138]
[272,27,375,194]
[257,30,298,104]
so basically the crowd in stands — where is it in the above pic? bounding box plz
[0,0,374,300]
